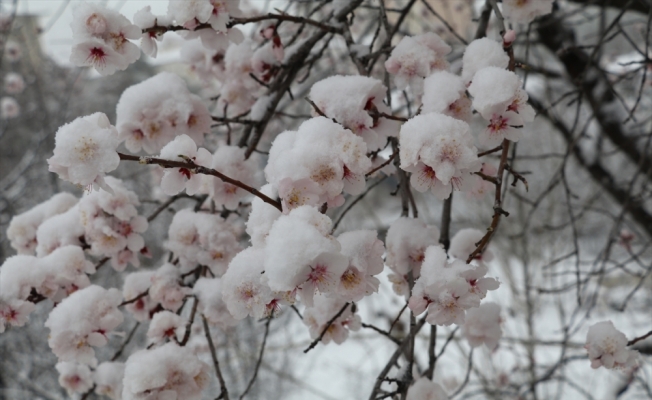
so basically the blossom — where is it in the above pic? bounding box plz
[93,362,125,400]
[69,2,141,75]
[385,33,451,95]
[462,302,502,349]
[406,378,448,400]
[0,96,19,119]
[400,113,480,199]
[122,343,210,400]
[56,362,94,395]
[158,135,213,196]
[47,113,120,191]
[147,311,185,345]
[585,321,639,370]
[385,218,440,297]
[7,192,78,255]
[303,294,361,345]
[461,38,509,84]
[193,277,239,328]
[45,285,123,365]
[0,297,35,333]
[116,72,211,154]
[502,0,554,25]
[3,72,25,94]
[221,247,275,319]
[309,75,399,151]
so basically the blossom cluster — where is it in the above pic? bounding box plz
[69,2,141,75]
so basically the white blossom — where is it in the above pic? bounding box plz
[585,321,639,370]
[48,113,120,191]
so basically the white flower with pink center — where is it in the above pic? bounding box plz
[400,113,480,200]
[0,298,35,333]
[56,362,94,395]
[303,294,361,345]
[298,252,349,307]
[158,134,212,196]
[585,321,639,370]
[48,113,120,192]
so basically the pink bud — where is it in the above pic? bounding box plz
[503,29,516,46]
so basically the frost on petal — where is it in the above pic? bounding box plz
[147,311,185,345]
[422,71,471,122]
[47,113,120,189]
[385,218,440,289]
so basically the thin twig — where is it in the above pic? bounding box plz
[362,323,401,344]
[119,153,282,212]
[304,303,350,353]
[177,296,199,346]
[240,315,274,399]
[628,330,652,346]
[202,315,230,400]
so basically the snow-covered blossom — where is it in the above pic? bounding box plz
[585,321,639,370]
[165,209,241,276]
[0,245,94,304]
[167,0,244,51]
[210,144,261,209]
[406,378,448,400]
[408,246,499,326]
[264,206,344,298]
[422,71,471,122]
[221,247,275,319]
[309,75,399,151]
[133,6,171,58]
[0,96,19,119]
[48,112,120,191]
[400,113,480,200]
[266,117,371,210]
[149,263,192,312]
[468,67,534,147]
[122,342,210,400]
[462,302,502,349]
[56,362,94,395]
[245,183,282,247]
[7,192,78,254]
[461,38,509,84]
[147,310,185,345]
[158,135,212,196]
[94,362,125,400]
[4,40,21,62]
[385,217,440,297]
[69,3,141,75]
[449,228,493,263]
[3,72,25,94]
[336,230,385,301]
[502,0,554,25]
[0,297,35,333]
[122,271,157,321]
[116,72,211,154]
[45,285,123,365]
[303,294,361,345]
[35,206,84,257]
[385,33,451,95]
[193,277,239,328]
[78,176,148,270]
